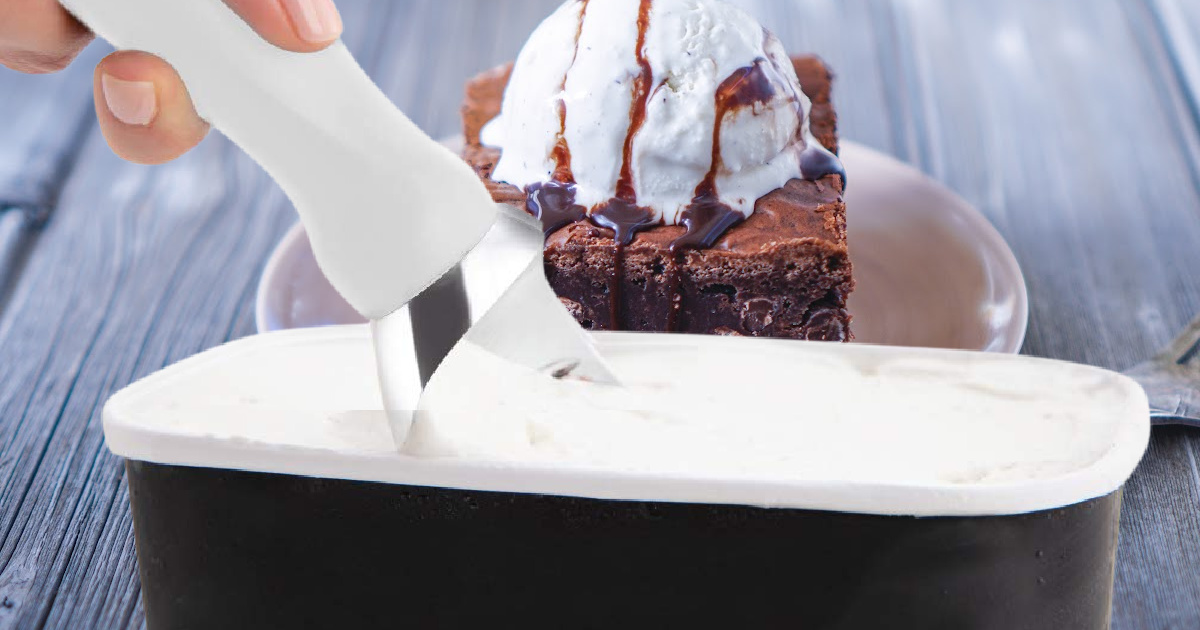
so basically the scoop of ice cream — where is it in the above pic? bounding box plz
[481,0,835,228]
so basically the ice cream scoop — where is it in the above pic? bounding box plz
[58,0,619,437]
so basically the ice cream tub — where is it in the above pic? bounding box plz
[104,326,1148,630]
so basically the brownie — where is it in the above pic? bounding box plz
[462,56,853,341]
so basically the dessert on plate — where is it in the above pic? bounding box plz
[462,0,852,340]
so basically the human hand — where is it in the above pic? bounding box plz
[0,0,343,164]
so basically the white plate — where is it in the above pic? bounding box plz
[256,140,1028,353]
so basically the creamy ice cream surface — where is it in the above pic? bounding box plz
[102,327,1149,516]
[410,334,1148,489]
[481,0,838,231]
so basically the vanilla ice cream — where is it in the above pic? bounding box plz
[102,327,1149,516]
[481,0,838,227]
[409,334,1149,490]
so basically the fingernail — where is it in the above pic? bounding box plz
[101,74,158,126]
[281,0,343,43]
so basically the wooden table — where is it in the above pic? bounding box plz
[1,1,1197,627]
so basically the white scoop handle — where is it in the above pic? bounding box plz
[60,0,498,320]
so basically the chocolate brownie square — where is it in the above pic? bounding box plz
[462,56,852,341]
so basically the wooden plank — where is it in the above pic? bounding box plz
[1146,0,1200,226]
[878,1,1200,627]
[0,44,107,212]
[0,209,34,316]
[0,43,106,327]
[1148,0,1200,137]
[878,0,1200,363]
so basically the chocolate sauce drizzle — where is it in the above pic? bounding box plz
[659,47,847,332]
[526,181,586,238]
[551,0,590,184]
[673,59,777,252]
[589,0,658,243]
[800,145,846,187]
[589,0,658,330]
[763,30,846,187]
[523,0,590,239]
[663,59,777,331]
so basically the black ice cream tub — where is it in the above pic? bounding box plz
[103,327,1149,630]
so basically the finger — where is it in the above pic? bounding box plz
[0,0,93,73]
[93,51,210,165]
[223,0,343,53]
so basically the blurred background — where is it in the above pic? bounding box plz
[0,1,1198,627]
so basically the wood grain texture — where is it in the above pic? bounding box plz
[1149,0,1200,139]
[0,42,109,330]
[0,44,106,212]
[0,209,36,317]
[0,1,1197,628]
